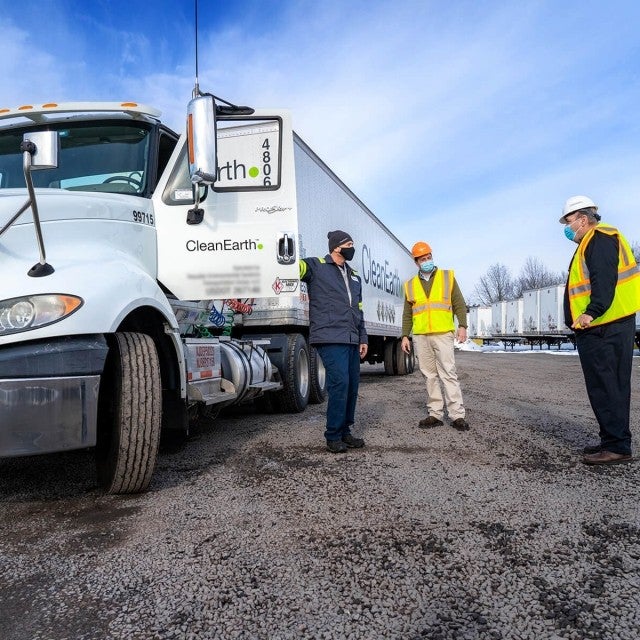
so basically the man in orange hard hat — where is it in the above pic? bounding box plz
[401,241,469,431]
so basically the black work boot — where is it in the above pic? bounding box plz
[342,434,365,448]
[327,440,348,453]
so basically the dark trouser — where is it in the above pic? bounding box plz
[315,344,361,442]
[575,314,635,455]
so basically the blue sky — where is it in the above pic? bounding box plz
[2,0,639,299]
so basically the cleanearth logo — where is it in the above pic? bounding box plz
[361,244,402,297]
[186,239,261,252]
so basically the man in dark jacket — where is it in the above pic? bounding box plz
[560,195,640,465]
[300,230,368,453]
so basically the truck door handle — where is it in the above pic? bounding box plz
[277,233,296,264]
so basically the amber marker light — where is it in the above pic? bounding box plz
[187,113,195,164]
[59,295,84,315]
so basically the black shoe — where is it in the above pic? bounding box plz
[418,416,444,429]
[342,434,365,448]
[583,444,602,454]
[451,418,470,431]
[327,440,348,453]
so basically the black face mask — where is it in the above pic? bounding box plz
[340,246,355,261]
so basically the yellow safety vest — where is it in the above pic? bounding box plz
[567,223,640,326]
[404,270,455,334]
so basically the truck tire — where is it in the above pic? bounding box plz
[395,339,415,375]
[275,333,310,413]
[308,345,327,404]
[383,339,396,375]
[96,332,162,494]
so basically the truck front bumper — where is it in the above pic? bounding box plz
[0,335,108,457]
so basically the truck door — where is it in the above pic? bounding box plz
[152,111,299,301]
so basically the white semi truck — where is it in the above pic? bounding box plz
[0,96,415,494]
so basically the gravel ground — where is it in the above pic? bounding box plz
[1,351,639,640]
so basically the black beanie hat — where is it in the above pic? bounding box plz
[327,230,353,252]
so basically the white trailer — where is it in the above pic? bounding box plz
[468,305,492,337]
[491,301,507,334]
[505,299,524,334]
[539,285,565,332]
[0,97,413,493]
[522,289,541,332]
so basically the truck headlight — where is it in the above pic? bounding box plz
[0,295,83,335]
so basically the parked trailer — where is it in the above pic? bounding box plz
[468,305,492,337]
[539,285,565,332]
[491,301,507,334]
[0,97,413,493]
[522,289,540,332]
[505,299,524,334]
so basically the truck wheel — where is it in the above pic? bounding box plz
[395,339,415,375]
[96,332,162,494]
[383,340,396,375]
[275,333,310,413]
[308,345,327,404]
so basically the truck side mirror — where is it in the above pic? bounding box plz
[187,95,217,185]
[23,131,59,170]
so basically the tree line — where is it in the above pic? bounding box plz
[472,241,640,305]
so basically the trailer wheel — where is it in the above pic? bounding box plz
[406,343,416,373]
[308,345,327,404]
[383,340,396,375]
[96,332,162,494]
[275,333,310,413]
[395,339,415,375]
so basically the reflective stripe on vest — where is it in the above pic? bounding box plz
[567,223,640,325]
[404,270,455,333]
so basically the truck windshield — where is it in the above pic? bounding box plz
[0,121,151,195]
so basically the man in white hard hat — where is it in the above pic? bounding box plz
[560,195,640,465]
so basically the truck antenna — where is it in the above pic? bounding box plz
[193,0,200,98]
[190,0,254,114]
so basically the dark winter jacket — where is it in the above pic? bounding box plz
[300,255,368,346]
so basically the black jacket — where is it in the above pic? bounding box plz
[300,255,368,346]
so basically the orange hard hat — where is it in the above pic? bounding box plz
[411,241,432,258]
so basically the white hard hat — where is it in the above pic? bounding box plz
[559,195,597,223]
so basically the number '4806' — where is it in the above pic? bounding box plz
[262,138,272,186]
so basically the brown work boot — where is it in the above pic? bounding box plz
[583,450,632,465]
[451,418,470,431]
[418,416,444,429]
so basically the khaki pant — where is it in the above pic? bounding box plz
[413,332,465,421]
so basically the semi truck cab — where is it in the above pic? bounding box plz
[0,100,300,493]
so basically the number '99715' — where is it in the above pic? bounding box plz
[132,210,155,225]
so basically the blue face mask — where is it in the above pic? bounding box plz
[419,260,435,273]
[564,224,577,242]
